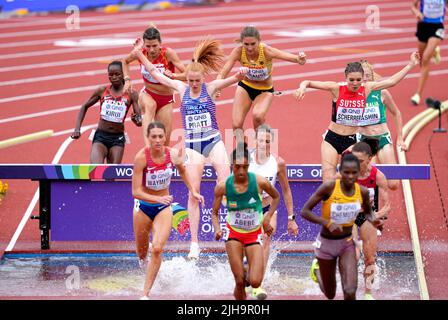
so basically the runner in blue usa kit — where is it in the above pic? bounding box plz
[410,0,447,105]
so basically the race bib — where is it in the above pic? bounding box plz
[145,168,173,191]
[245,67,270,81]
[228,209,261,231]
[359,101,381,126]
[330,202,361,225]
[100,100,127,123]
[185,112,212,133]
[141,64,165,83]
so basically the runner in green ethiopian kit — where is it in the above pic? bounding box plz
[211,143,280,300]
[357,59,407,190]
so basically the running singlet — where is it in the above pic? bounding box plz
[180,83,220,142]
[357,165,377,206]
[139,47,175,84]
[332,83,366,127]
[248,149,278,199]
[225,172,263,233]
[359,90,386,126]
[322,179,363,227]
[142,147,174,191]
[99,87,131,123]
[240,43,273,83]
[420,0,446,24]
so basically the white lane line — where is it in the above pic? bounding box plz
[0,0,398,30]
[0,14,413,62]
[2,67,447,132]
[0,35,419,87]
[4,123,96,252]
[0,0,407,39]
[2,44,447,105]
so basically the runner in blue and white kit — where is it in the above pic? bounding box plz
[130,37,249,259]
[410,0,447,105]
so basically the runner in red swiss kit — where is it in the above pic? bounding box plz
[71,61,142,164]
[123,25,186,146]
[294,52,420,181]
[132,121,203,299]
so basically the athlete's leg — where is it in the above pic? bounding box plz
[139,90,158,146]
[316,258,338,299]
[90,143,108,164]
[225,240,246,300]
[416,37,442,97]
[245,243,264,289]
[232,86,253,145]
[359,221,377,296]
[252,92,274,129]
[155,103,173,146]
[133,207,153,261]
[209,141,231,184]
[185,148,205,256]
[376,143,399,190]
[321,140,340,182]
[108,146,125,164]
[262,211,277,276]
[143,207,173,296]
[338,245,358,300]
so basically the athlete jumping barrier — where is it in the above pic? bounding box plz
[0,164,430,249]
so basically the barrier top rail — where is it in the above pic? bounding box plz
[0,164,430,180]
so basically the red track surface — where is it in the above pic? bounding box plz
[0,0,447,299]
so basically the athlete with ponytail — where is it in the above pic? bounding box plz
[130,37,249,259]
[294,52,420,182]
[123,25,186,146]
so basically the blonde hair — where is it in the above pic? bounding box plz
[360,59,381,81]
[186,37,224,75]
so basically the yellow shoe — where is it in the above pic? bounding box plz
[364,293,375,300]
[433,46,441,65]
[411,93,421,106]
[310,258,319,283]
[251,287,267,300]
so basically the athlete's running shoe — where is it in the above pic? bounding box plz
[310,258,319,283]
[251,287,268,300]
[187,242,200,260]
[411,93,421,106]
[364,293,375,300]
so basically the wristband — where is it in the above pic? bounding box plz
[124,76,131,81]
